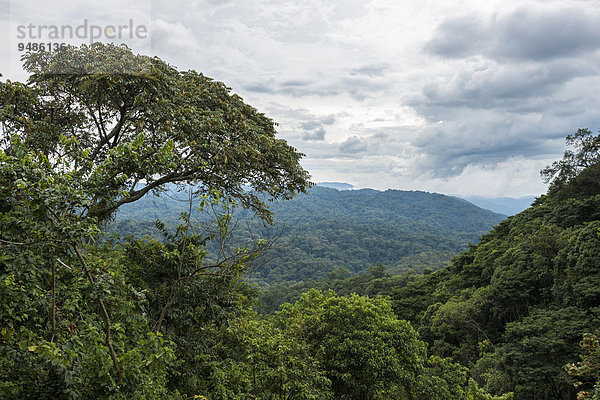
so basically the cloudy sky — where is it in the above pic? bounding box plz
[4,0,600,197]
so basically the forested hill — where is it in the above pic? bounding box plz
[108,186,506,283]
[385,160,600,399]
[257,132,600,399]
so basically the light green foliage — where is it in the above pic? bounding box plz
[275,289,426,399]
[465,379,514,400]
[194,312,331,399]
[564,331,600,399]
[483,307,593,399]
[416,355,513,400]
[0,138,179,398]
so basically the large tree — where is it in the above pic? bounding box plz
[0,44,310,397]
[0,43,311,223]
[275,289,427,400]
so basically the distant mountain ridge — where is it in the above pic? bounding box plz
[457,195,537,216]
[316,181,536,215]
[109,185,506,283]
[316,182,354,190]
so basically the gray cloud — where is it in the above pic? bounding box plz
[426,6,600,62]
[336,132,411,158]
[350,63,389,77]
[243,80,342,97]
[425,15,488,59]
[339,135,369,154]
[300,120,322,130]
[409,111,584,178]
[300,114,335,141]
[243,83,274,94]
[263,105,336,142]
[419,59,595,113]
[495,7,600,62]
[303,127,326,141]
[412,3,600,180]
[243,72,391,100]
[300,114,335,130]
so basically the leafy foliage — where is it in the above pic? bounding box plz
[0,137,178,398]
[541,128,600,195]
[0,44,310,398]
[367,130,600,399]
[564,331,600,399]
[1,43,311,223]
[275,289,425,399]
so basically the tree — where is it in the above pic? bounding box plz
[0,44,310,397]
[541,128,600,194]
[477,307,592,400]
[275,289,427,400]
[0,43,311,223]
[0,140,179,398]
[195,311,332,399]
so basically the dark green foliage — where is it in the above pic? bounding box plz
[4,44,596,400]
[256,264,413,315]
[482,307,593,400]
[367,131,600,400]
[542,128,600,195]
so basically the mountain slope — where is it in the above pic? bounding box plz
[255,162,600,399]
[109,186,505,283]
[383,163,600,399]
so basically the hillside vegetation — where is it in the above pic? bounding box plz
[109,186,505,282]
[259,130,600,399]
[0,44,512,400]
[3,44,600,400]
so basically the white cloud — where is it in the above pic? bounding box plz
[4,0,600,197]
[152,19,200,55]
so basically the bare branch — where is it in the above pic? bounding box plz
[0,238,26,245]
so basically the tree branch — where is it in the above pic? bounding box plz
[73,245,123,383]
[50,260,56,343]
[89,106,128,161]
[88,169,196,220]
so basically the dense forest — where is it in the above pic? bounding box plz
[1,44,600,400]
[259,129,600,399]
[108,185,505,282]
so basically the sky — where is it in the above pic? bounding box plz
[3,0,600,197]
